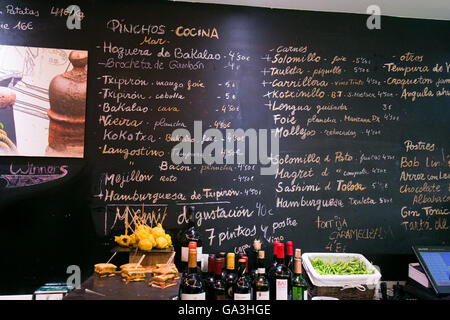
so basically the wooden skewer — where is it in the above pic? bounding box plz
[132,246,139,259]
[166,252,175,266]
[135,254,146,269]
[106,252,117,264]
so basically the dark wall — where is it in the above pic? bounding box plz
[0,0,449,294]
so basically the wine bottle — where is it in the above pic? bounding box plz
[224,253,237,300]
[179,247,205,300]
[253,250,270,300]
[205,254,216,300]
[269,243,292,300]
[233,259,252,300]
[218,252,226,278]
[292,249,307,300]
[249,239,262,281]
[179,206,202,274]
[286,241,294,272]
[267,241,280,276]
[213,257,226,300]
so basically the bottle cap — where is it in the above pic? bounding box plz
[208,254,216,272]
[278,243,285,259]
[188,241,197,249]
[215,257,224,275]
[286,241,293,255]
[226,253,235,270]
[253,239,261,251]
[295,248,302,259]
[273,242,281,257]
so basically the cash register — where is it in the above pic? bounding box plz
[404,246,450,300]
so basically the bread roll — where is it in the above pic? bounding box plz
[0,87,16,109]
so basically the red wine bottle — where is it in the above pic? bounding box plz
[179,247,205,300]
[179,206,202,274]
[224,253,237,300]
[218,252,226,278]
[205,254,216,300]
[286,241,294,272]
[269,243,292,300]
[267,241,280,276]
[233,259,252,300]
[253,250,270,300]
[213,257,226,300]
[249,240,262,281]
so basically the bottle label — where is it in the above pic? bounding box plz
[196,246,202,262]
[256,291,270,300]
[234,293,251,300]
[276,279,288,300]
[258,268,265,274]
[181,246,189,262]
[180,292,206,300]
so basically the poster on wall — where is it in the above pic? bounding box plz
[0,45,88,158]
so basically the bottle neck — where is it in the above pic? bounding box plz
[188,249,197,273]
[208,258,215,274]
[237,263,246,277]
[188,213,195,228]
[293,258,302,275]
[257,258,265,275]
[226,253,235,271]
[187,206,196,228]
[215,259,224,279]
[277,256,285,265]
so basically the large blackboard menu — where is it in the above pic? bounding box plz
[0,0,448,290]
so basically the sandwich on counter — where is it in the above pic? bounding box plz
[148,263,179,289]
[121,264,147,284]
[94,263,117,277]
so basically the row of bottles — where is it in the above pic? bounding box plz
[179,241,307,301]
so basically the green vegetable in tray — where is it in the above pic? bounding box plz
[311,258,375,275]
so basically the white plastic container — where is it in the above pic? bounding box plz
[302,252,381,288]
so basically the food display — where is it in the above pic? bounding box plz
[114,221,173,251]
[94,263,117,277]
[148,263,179,289]
[121,266,147,284]
[311,257,375,275]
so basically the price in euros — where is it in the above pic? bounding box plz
[220,104,240,113]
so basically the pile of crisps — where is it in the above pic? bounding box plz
[115,223,172,251]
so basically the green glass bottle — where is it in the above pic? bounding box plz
[292,249,307,300]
